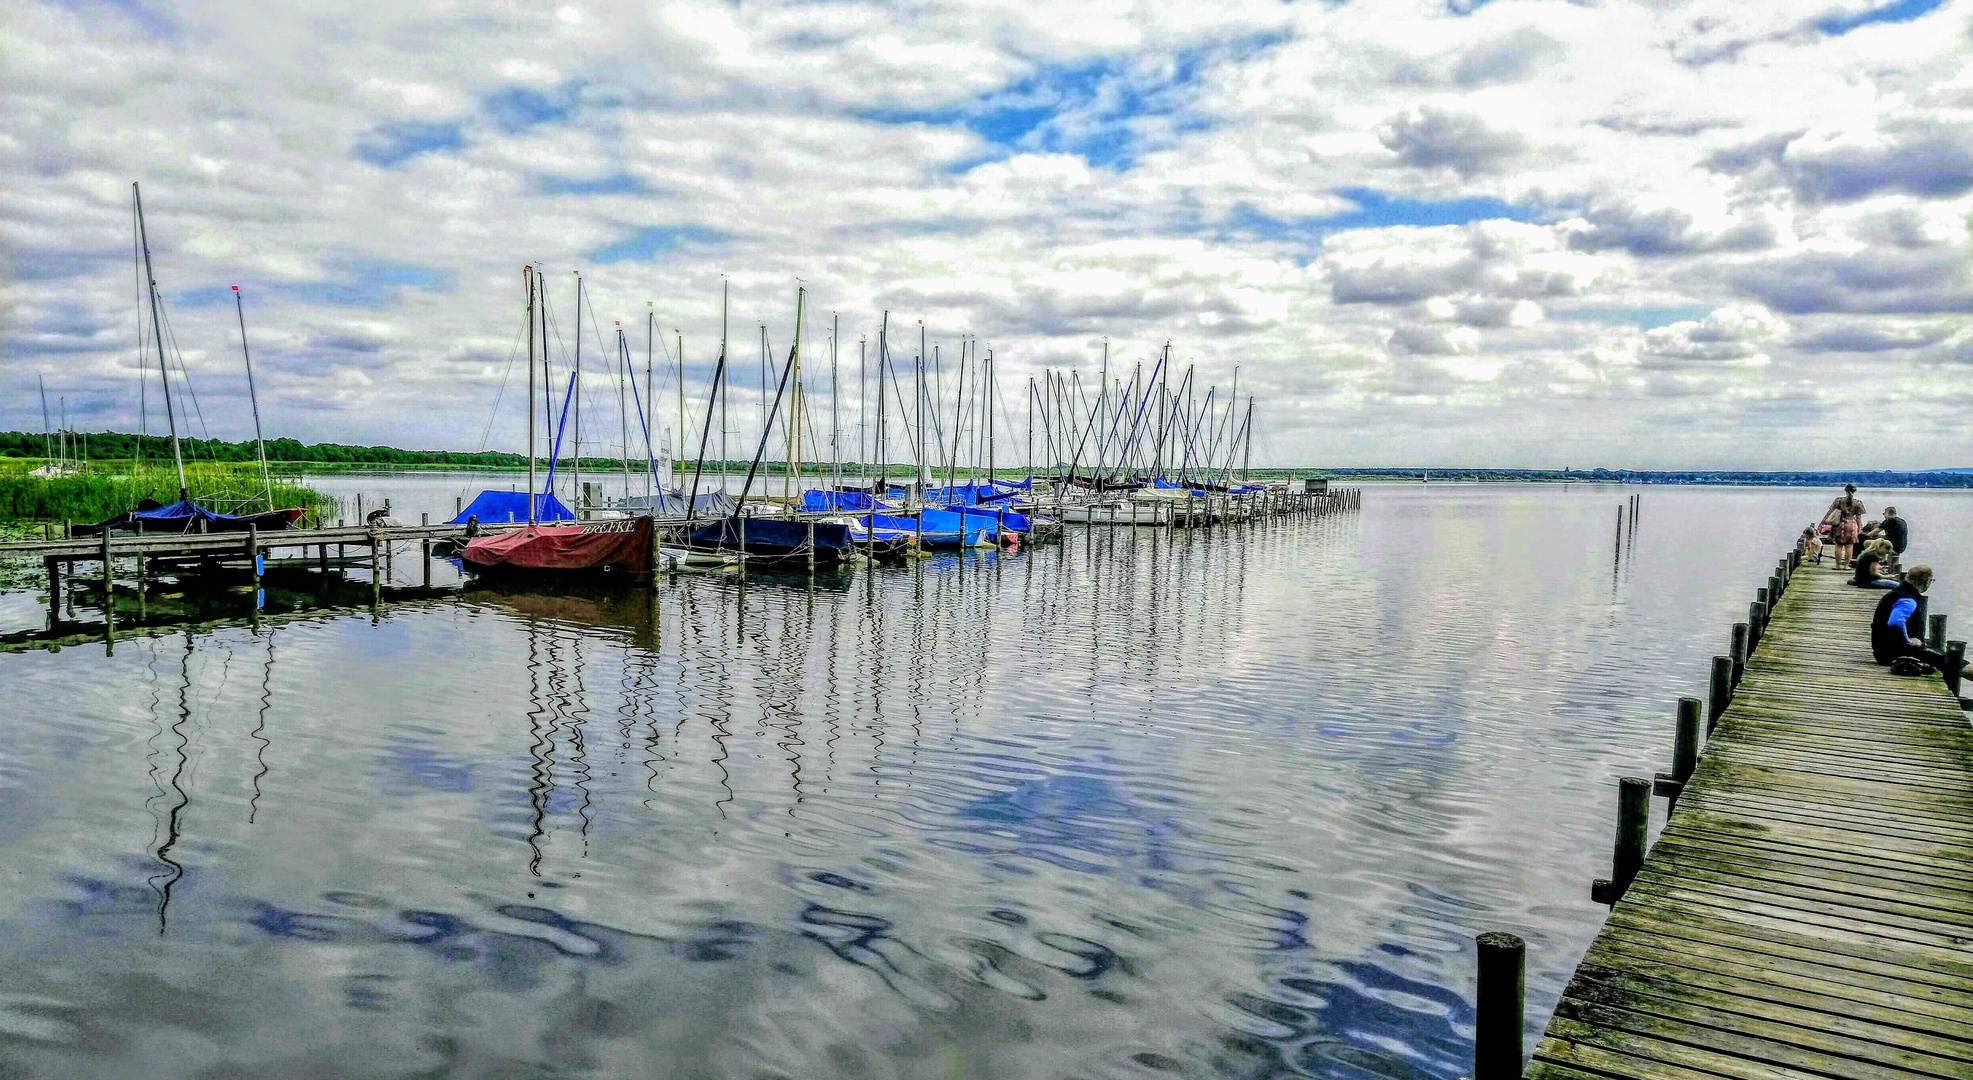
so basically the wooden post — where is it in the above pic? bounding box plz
[369,537,381,607]
[1768,574,1782,606]
[45,557,61,621]
[1655,697,1702,808]
[100,529,115,637]
[738,514,748,575]
[247,523,260,598]
[1730,623,1748,687]
[1926,613,1947,654]
[1946,641,1965,698]
[1708,655,1732,733]
[1591,776,1651,904]
[1474,932,1525,1080]
[806,520,816,574]
[421,513,432,588]
[455,495,463,518]
[1749,595,1767,655]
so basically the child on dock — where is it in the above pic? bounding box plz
[1801,526,1822,565]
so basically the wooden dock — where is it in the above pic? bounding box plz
[1524,561,1973,1080]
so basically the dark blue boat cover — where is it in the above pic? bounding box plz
[799,490,876,512]
[688,517,852,552]
[80,499,303,535]
[449,490,575,525]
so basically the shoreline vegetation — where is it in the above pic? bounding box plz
[0,458,329,525]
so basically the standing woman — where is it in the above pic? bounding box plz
[1825,483,1865,569]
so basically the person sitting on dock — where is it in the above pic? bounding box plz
[1849,539,1898,589]
[1801,526,1823,565]
[1869,566,1966,679]
[1881,506,1908,569]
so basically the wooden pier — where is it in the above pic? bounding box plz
[1521,559,1973,1080]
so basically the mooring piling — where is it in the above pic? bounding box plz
[1652,696,1702,810]
[1926,612,1947,653]
[1473,932,1525,1080]
[1588,776,1651,904]
[1707,655,1731,733]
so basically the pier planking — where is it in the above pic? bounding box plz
[1526,563,1973,1080]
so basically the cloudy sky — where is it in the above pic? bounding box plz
[4,0,1970,469]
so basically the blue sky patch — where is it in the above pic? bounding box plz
[1560,306,1712,330]
[589,225,728,264]
[1816,0,1946,34]
[51,0,178,36]
[537,172,647,196]
[1232,187,1542,245]
[860,38,1279,173]
[483,84,581,133]
[174,261,450,310]
[354,121,464,167]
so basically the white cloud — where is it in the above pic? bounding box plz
[3,0,1971,469]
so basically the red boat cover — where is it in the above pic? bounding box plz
[463,516,651,572]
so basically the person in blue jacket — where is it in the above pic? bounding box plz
[1869,566,1960,675]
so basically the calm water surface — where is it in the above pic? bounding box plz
[2,483,1968,1078]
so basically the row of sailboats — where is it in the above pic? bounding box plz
[457,270,1280,577]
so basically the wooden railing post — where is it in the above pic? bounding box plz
[1731,623,1748,687]
[1926,613,1947,654]
[1947,641,1966,699]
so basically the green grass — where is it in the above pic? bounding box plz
[0,459,329,525]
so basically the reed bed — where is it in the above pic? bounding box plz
[0,459,328,525]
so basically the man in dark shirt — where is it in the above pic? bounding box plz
[1881,507,1908,568]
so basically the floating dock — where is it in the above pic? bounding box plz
[1526,562,1973,1080]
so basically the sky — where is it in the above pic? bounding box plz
[2,0,1971,470]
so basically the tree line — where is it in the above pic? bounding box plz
[0,431,528,468]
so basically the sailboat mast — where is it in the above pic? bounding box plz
[526,266,537,524]
[858,334,867,483]
[231,286,274,508]
[573,272,583,516]
[38,375,51,464]
[617,325,632,497]
[720,282,729,489]
[133,182,187,502]
[676,327,685,492]
[1242,397,1254,481]
[646,305,655,497]
[877,313,889,494]
[986,349,994,484]
[830,312,840,494]
[916,322,925,506]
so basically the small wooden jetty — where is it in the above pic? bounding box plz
[1522,560,1973,1080]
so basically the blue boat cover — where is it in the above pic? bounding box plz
[947,506,1031,532]
[449,490,575,525]
[799,490,876,512]
[83,499,300,535]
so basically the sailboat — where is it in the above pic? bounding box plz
[80,183,306,536]
[461,266,652,576]
[680,285,858,568]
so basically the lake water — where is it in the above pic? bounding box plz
[1,482,1967,1078]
